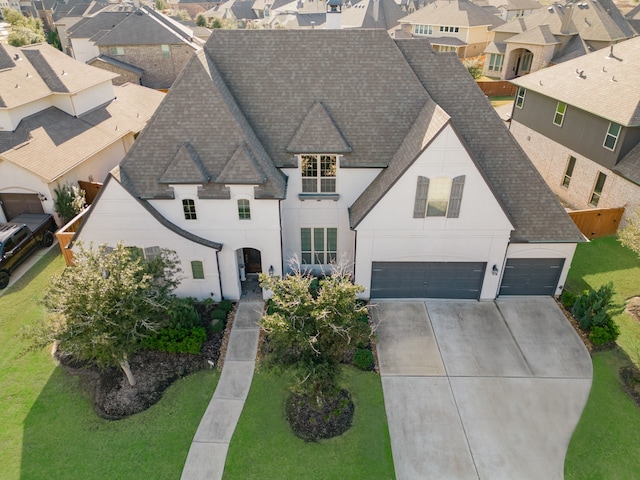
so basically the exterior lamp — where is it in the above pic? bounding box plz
[492,264,499,276]
[268,265,274,277]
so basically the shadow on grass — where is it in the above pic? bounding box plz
[20,364,218,480]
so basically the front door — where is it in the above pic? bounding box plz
[243,248,262,274]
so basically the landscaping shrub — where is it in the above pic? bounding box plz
[210,319,225,334]
[210,309,227,322]
[143,327,206,354]
[218,299,233,313]
[353,349,374,371]
[168,298,202,329]
[571,283,615,331]
[561,290,578,309]
[590,319,620,345]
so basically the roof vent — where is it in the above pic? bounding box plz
[547,6,553,12]
[15,83,19,88]
[61,70,68,76]
[25,72,32,77]
[13,53,21,61]
[611,76,617,82]
[576,68,586,78]
[538,80,543,85]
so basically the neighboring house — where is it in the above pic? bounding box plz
[340,0,405,30]
[509,36,640,225]
[473,0,542,22]
[257,0,327,29]
[67,6,204,89]
[483,0,636,79]
[72,30,583,302]
[0,42,164,223]
[203,0,257,27]
[396,0,505,57]
[625,4,640,34]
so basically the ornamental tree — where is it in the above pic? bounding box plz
[259,264,371,404]
[40,243,181,385]
[619,208,640,256]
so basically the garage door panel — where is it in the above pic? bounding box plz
[499,258,564,296]
[371,262,485,299]
[0,193,44,220]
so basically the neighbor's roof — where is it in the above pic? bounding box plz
[93,7,203,48]
[505,24,561,45]
[118,29,582,243]
[0,43,117,110]
[340,0,405,30]
[399,0,505,28]
[510,35,640,126]
[88,54,145,75]
[67,12,132,39]
[474,0,542,12]
[0,84,164,182]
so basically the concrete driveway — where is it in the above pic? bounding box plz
[373,297,592,480]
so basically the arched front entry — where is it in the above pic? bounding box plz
[509,48,534,79]
[238,247,263,298]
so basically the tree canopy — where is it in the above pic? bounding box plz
[2,8,45,46]
[619,208,640,256]
[40,243,181,385]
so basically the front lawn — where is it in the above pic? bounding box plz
[565,350,640,479]
[0,250,218,480]
[565,235,640,365]
[223,367,395,479]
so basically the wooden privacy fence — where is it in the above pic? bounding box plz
[568,207,624,239]
[78,180,102,205]
[55,208,90,266]
[477,81,517,97]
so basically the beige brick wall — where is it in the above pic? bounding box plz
[88,61,140,86]
[99,44,196,89]
[510,120,640,224]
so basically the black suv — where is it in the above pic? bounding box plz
[0,214,57,289]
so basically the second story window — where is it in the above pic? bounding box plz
[182,199,197,220]
[553,102,567,127]
[515,87,526,108]
[237,199,251,220]
[603,122,621,151]
[301,155,336,193]
[414,24,433,35]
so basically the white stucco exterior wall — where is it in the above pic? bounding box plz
[149,184,282,300]
[280,158,381,275]
[70,38,101,64]
[354,125,514,299]
[75,178,223,300]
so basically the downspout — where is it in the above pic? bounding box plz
[279,198,284,275]
[215,249,224,300]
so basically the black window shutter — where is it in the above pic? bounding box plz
[447,175,465,218]
[413,176,429,218]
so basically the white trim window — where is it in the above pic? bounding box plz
[191,260,205,279]
[603,122,621,151]
[553,102,567,127]
[439,25,459,33]
[562,156,576,188]
[301,154,336,193]
[515,87,526,108]
[161,44,171,58]
[488,54,504,72]
[182,198,197,220]
[589,172,606,207]
[237,199,251,220]
[301,227,337,265]
[110,46,124,56]
[414,24,433,35]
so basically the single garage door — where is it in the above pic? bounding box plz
[499,258,565,296]
[0,193,44,220]
[370,261,486,299]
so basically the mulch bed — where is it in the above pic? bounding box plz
[285,389,354,442]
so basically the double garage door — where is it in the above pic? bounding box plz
[370,258,564,299]
[370,262,486,299]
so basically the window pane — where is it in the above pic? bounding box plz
[301,228,311,251]
[590,172,606,206]
[327,228,337,251]
[191,261,204,279]
[604,123,621,150]
[238,199,251,220]
[516,88,525,108]
[562,156,576,188]
[426,177,452,217]
[301,155,317,177]
[182,199,197,220]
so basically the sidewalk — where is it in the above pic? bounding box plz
[180,300,262,480]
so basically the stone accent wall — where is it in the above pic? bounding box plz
[99,44,196,89]
[510,120,640,224]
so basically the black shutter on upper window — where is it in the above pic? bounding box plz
[413,176,429,218]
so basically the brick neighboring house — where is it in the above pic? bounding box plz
[396,0,505,58]
[0,42,164,223]
[483,0,636,80]
[68,6,204,89]
[508,36,640,224]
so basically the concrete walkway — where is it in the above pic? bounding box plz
[181,300,263,480]
[374,297,593,480]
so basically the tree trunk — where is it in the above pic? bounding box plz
[120,358,137,386]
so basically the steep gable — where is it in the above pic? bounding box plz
[286,101,351,154]
[216,144,266,184]
[159,143,210,184]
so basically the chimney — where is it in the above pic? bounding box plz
[561,3,573,34]
[325,0,341,29]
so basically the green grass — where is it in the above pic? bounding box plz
[488,95,514,107]
[223,367,395,479]
[565,350,640,479]
[565,235,640,365]
[0,250,218,480]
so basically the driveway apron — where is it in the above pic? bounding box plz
[373,297,592,480]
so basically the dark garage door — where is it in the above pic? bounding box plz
[499,258,565,296]
[370,261,486,299]
[0,193,44,220]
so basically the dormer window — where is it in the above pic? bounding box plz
[301,154,336,193]
[182,199,197,220]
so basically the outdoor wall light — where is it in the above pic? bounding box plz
[492,264,499,276]
[268,265,274,277]
[37,192,47,201]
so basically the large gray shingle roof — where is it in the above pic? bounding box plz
[399,0,505,28]
[119,30,582,243]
